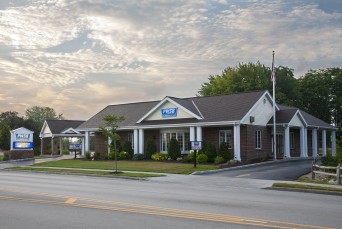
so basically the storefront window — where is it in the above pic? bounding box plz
[219,130,232,149]
[160,130,190,153]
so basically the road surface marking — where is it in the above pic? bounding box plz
[65,197,77,204]
[235,173,251,178]
[0,188,336,229]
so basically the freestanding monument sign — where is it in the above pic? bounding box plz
[9,127,34,160]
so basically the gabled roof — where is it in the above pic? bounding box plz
[78,90,267,129]
[268,105,336,129]
[45,120,85,134]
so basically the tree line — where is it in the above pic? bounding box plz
[198,62,341,138]
[0,106,64,154]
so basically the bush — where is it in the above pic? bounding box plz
[34,146,41,156]
[108,151,116,160]
[218,142,230,162]
[197,154,208,164]
[186,152,195,162]
[132,153,145,160]
[205,142,217,162]
[168,138,181,160]
[151,153,169,161]
[84,151,91,160]
[123,141,134,158]
[3,152,9,161]
[322,153,338,166]
[62,149,70,155]
[118,151,131,160]
[145,139,157,159]
[214,156,225,164]
[93,152,108,160]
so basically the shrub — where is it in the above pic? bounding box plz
[93,152,108,160]
[3,152,9,161]
[186,152,195,162]
[145,139,157,159]
[84,151,91,160]
[132,153,145,160]
[198,141,207,154]
[62,149,70,155]
[34,146,41,156]
[322,153,338,166]
[214,156,225,164]
[108,151,116,160]
[205,142,217,162]
[218,142,230,162]
[151,153,169,161]
[123,141,134,158]
[168,138,181,160]
[197,154,208,164]
[118,151,131,160]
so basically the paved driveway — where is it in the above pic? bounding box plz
[200,159,314,181]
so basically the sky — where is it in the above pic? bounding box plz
[0,0,341,120]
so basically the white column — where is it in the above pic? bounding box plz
[322,129,327,156]
[133,129,139,154]
[234,124,241,161]
[85,131,90,152]
[331,130,336,157]
[81,137,85,156]
[51,137,54,155]
[60,138,63,155]
[190,127,195,142]
[300,127,305,157]
[196,126,202,142]
[284,125,290,158]
[108,136,112,154]
[138,129,144,154]
[312,129,318,157]
[304,128,308,157]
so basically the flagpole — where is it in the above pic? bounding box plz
[272,51,277,160]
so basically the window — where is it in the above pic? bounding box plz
[128,133,134,148]
[290,132,295,149]
[160,131,190,153]
[255,130,262,149]
[219,130,232,149]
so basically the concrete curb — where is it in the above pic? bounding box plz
[191,157,314,175]
[0,158,35,164]
[265,187,342,196]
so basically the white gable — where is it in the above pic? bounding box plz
[137,97,202,123]
[241,92,275,126]
[289,113,305,127]
[146,101,194,121]
[61,128,80,134]
[39,121,52,138]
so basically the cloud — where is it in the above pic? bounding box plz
[0,0,341,119]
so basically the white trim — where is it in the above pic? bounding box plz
[39,120,48,138]
[233,124,241,161]
[192,100,204,119]
[255,130,262,149]
[136,97,202,123]
[241,91,279,123]
[61,127,81,134]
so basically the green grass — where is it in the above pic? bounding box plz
[11,167,163,178]
[33,159,218,174]
[296,177,335,185]
[272,183,342,193]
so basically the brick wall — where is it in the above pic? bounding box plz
[7,150,34,160]
[94,132,107,153]
[241,125,272,161]
[290,129,300,157]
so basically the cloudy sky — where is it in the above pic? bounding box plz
[0,0,341,120]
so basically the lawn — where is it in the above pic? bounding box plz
[272,183,342,193]
[33,159,218,174]
[12,167,162,178]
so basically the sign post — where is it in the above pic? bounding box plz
[69,144,82,159]
[191,141,202,168]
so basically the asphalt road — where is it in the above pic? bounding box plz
[0,170,341,229]
[201,159,314,180]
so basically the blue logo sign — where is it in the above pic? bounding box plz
[191,141,202,150]
[161,108,178,118]
[13,142,33,149]
[16,133,30,140]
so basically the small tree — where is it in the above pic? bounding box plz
[205,142,217,162]
[145,139,157,159]
[99,115,125,173]
[123,141,133,159]
[218,142,231,161]
[168,138,181,160]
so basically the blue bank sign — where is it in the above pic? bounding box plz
[161,108,178,118]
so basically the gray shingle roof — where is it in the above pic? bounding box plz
[78,90,267,129]
[46,120,85,134]
[268,105,335,129]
